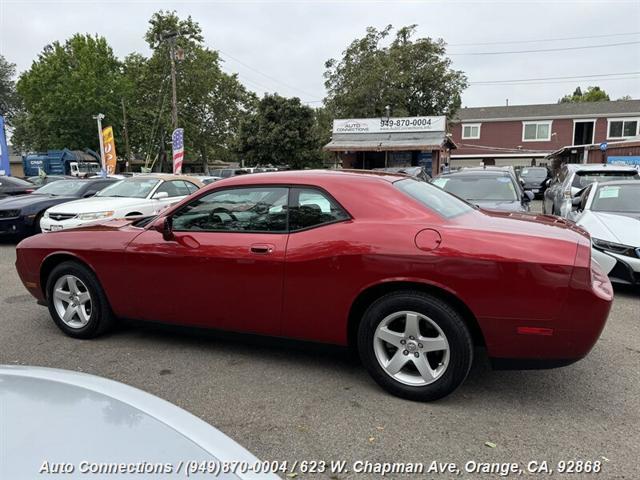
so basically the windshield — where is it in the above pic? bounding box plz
[432,175,518,202]
[1,176,33,187]
[96,178,160,198]
[572,171,639,189]
[396,178,473,218]
[520,168,548,180]
[37,180,87,196]
[591,183,640,213]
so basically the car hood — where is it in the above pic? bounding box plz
[473,200,526,212]
[577,211,640,246]
[48,196,149,214]
[0,365,275,480]
[0,194,77,210]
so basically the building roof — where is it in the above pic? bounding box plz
[454,99,640,122]
[324,131,456,152]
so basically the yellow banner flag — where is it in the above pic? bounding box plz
[102,126,117,175]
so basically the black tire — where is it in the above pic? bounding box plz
[357,291,473,401]
[45,261,115,339]
[32,212,44,234]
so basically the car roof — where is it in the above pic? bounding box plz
[123,174,204,186]
[438,168,511,178]
[208,169,408,188]
[565,163,638,172]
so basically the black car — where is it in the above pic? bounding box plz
[0,178,117,237]
[517,167,550,198]
[431,167,534,212]
[0,176,35,199]
[26,175,76,187]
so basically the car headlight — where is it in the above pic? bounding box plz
[592,238,639,258]
[76,211,114,221]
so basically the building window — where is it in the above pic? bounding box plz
[461,123,481,139]
[522,121,552,141]
[607,118,639,139]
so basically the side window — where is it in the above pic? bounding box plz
[172,187,289,232]
[156,180,186,198]
[184,181,199,194]
[289,187,349,231]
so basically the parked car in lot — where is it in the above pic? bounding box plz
[0,178,117,237]
[16,170,613,401]
[26,175,76,187]
[517,166,551,198]
[571,180,640,285]
[209,168,251,178]
[0,176,35,198]
[431,167,534,212]
[375,166,431,182]
[0,365,277,480]
[40,175,202,232]
[543,163,640,218]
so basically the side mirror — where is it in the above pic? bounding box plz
[152,191,169,200]
[154,216,174,241]
[83,192,96,198]
[544,179,551,187]
[518,177,525,186]
[522,191,534,203]
[571,197,582,209]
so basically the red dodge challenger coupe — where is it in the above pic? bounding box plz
[15,170,613,401]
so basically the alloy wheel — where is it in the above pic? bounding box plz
[373,310,450,386]
[52,275,93,329]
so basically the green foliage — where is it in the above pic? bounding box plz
[12,34,125,151]
[558,86,610,103]
[122,10,255,170]
[0,55,19,124]
[238,94,322,169]
[324,25,467,119]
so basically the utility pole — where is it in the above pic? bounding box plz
[92,113,106,173]
[159,31,179,131]
[121,99,132,172]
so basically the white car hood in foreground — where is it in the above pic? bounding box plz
[0,365,277,479]
[48,196,152,214]
[577,211,640,246]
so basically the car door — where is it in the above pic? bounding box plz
[280,187,353,343]
[122,186,290,335]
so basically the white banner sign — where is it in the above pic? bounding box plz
[333,116,446,134]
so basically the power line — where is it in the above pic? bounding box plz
[449,40,640,56]
[217,49,321,99]
[470,71,640,85]
[449,31,640,47]
[469,76,640,87]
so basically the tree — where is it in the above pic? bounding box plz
[0,55,19,124]
[123,10,255,170]
[238,94,322,169]
[12,34,125,152]
[324,25,467,119]
[559,86,610,103]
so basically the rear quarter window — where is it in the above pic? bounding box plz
[397,179,473,218]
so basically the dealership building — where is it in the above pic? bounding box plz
[323,116,456,176]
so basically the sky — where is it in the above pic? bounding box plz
[1,0,639,109]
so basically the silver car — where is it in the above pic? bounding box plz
[0,365,278,479]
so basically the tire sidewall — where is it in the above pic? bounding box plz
[46,261,109,338]
[358,292,473,402]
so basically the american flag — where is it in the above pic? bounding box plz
[172,128,184,174]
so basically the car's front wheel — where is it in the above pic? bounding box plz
[358,292,473,401]
[46,261,115,339]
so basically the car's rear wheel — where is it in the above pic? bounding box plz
[46,261,114,339]
[358,291,473,401]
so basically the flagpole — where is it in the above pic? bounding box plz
[93,113,106,175]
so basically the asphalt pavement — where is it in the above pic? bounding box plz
[1,201,639,479]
